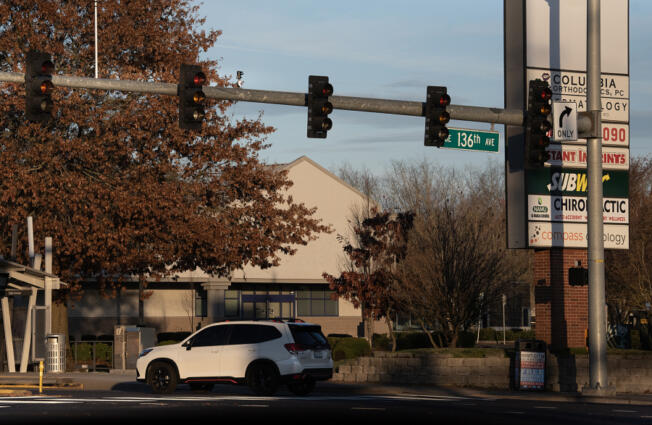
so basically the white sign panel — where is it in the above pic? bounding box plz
[552,101,577,142]
[528,222,629,249]
[526,0,629,75]
[545,145,629,170]
[600,123,629,147]
[527,69,629,123]
[528,195,629,224]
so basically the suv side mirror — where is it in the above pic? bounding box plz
[182,340,192,350]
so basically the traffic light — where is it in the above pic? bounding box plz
[424,86,450,147]
[525,79,553,168]
[307,75,333,138]
[178,64,207,130]
[25,51,54,123]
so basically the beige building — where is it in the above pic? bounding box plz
[68,156,380,339]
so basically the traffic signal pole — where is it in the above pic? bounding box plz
[586,0,608,393]
[0,70,596,133]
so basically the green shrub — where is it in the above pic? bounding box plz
[72,342,92,362]
[478,328,535,342]
[631,329,642,350]
[397,332,431,350]
[479,328,497,341]
[156,340,180,346]
[372,333,391,351]
[640,325,652,350]
[456,331,476,348]
[331,337,371,361]
[95,343,112,364]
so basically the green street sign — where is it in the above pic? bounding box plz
[443,128,500,152]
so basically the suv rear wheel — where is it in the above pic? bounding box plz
[147,361,178,394]
[247,363,279,396]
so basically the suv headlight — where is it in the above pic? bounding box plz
[138,348,154,358]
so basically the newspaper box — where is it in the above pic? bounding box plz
[514,339,546,390]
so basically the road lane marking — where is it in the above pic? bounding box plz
[612,409,637,413]
[383,395,468,402]
[0,400,79,404]
[239,404,269,408]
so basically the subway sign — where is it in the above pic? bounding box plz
[527,168,629,198]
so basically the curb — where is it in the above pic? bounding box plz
[0,383,84,390]
[0,389,33,397]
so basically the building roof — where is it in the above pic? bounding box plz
[275,155,378,208]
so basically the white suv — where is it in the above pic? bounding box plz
[136,320,333,396]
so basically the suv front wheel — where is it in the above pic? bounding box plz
[147,361,178,394]
[246,363,279,396]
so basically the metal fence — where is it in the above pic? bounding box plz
[70,340,113,371]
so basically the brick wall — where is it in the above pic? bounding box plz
[333,352,652,393]
[534,249,588,349]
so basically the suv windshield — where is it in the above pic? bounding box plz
[288,324,329,349]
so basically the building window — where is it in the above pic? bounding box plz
[296,285,337,317]
[227,283,337,319]
[195,288,207,317]
[225,290,239,317]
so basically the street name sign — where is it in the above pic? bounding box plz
[443,128,499,152]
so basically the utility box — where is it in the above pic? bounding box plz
[113,326,156,370]
[514,339,546,390]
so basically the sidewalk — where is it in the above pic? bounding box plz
[1,369,651,406]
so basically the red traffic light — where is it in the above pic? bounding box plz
[193,72,206,86]
[538,87,552,101]
[40,60,54,74]
[320,83,333,96]
[439,93,451,107]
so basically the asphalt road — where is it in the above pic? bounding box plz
[1,384,652,425]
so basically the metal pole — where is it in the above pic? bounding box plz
[587,0,608,392]
[0,71,594,131]
[27,216,34,268]
[502,294,507,345]
[94,0,99,79]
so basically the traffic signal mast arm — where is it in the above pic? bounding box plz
[0,70,595,134]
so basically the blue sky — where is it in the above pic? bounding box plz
[196,0,650,175]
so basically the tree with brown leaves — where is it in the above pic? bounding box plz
[0,1,328,324]
[606,156,652,325]
[323,209,414,352]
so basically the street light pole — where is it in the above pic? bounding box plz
[586,0,608,392]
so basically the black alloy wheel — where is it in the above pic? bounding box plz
[247,363,279,396]
[148,361,178,394]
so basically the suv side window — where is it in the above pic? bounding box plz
[227,324,282,345]
[190,325,230,347]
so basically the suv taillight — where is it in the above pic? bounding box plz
[284,343,307,355]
